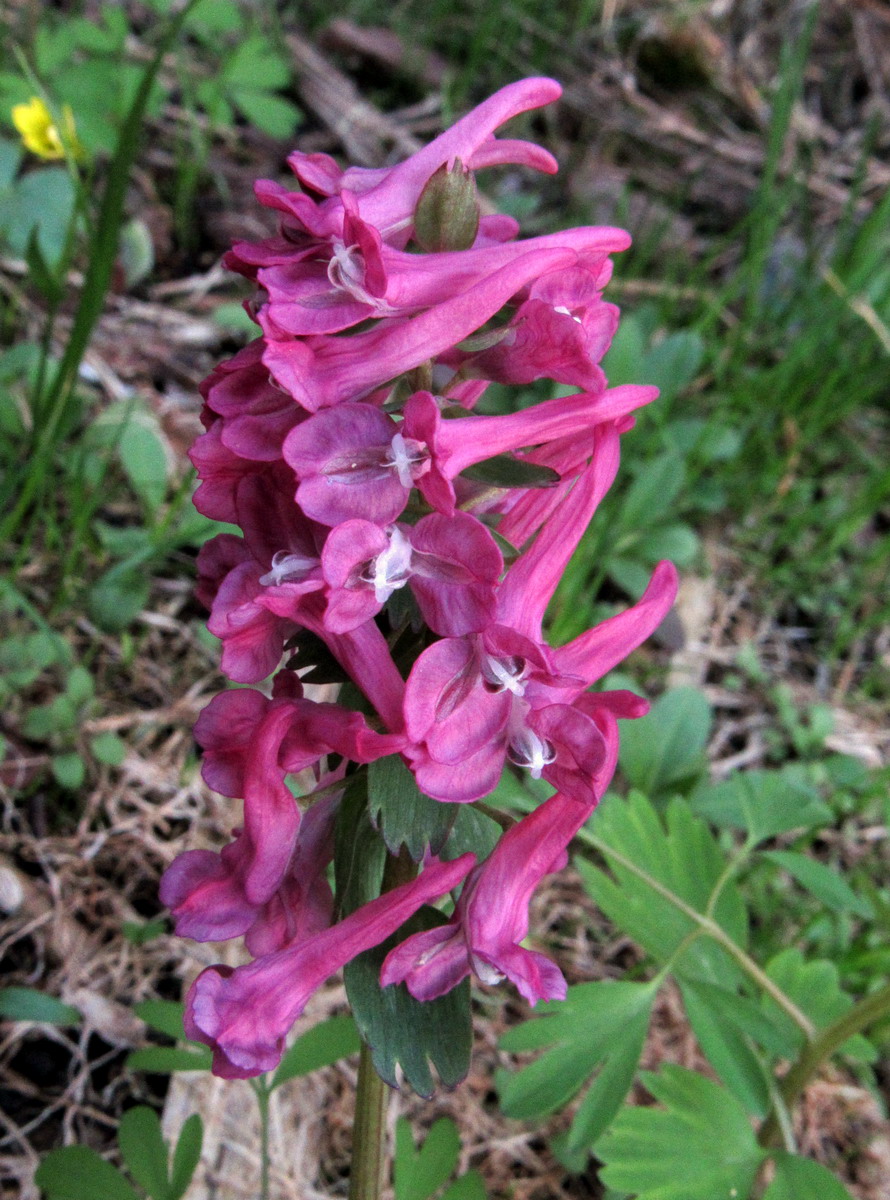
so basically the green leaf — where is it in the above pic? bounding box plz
[676,978,796,1060]
[596,1066,767,1200]
[761,850,873,917]
[212,301,257,335]
[187,0,243,33]
[118,217,155,287]
[346,906,472,1097]
[134,999,189,1040]
[0,986,80,1025]
[224,38,290,89]
[498,981,655,1151]
[231,90,302,139]
[169,1114,203,1200]
[334,773,387,916]
[440,804,501,863]
[121,918,167,945]
[641,331,704,402]
[368,754,459,861]
[118,1107,170,1200]
[579,792,747,982]
[118,411,170,511]
[91,733,127,767]
[619,454,686,533]
[600,315,646,387]
[763,949,875,1061]
[270,1014,361,1090]
[678,979,770,1116]
[65,666,95,706]
[25,228,63,304]
[52,753,86,790]
[691,768,830,842]
[0,137,22,190]
[35,1146,141,1200]
[636,523,699,567]
[129,1000,213,1070]
[439,1171,486,1200]
[607,555,653,599]
[763,1152,856,1200]
[394,1117,460,1200]
[89,565,151,632]
[619,688,711,796]
[0,167,75,265]
[461,455,560,489]
[126,1047,213,1073]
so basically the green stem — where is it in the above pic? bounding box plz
[348,1041,390,1200]
[758,980,890,1148]
[581,830,816,1039]
[254,1080,271,1200]
[347,847,415,1200]
[0,0,200,544]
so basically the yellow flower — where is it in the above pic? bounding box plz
[11,96,82,161]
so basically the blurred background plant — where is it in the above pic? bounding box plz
[0,1,887,1198]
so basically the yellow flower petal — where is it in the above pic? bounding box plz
[11,95,82,161]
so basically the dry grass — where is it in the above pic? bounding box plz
[2,1,889,1196]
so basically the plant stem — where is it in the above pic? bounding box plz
[0,0,200,544]
[254,1080,271,1200]
[581,830,817,1038]
[758,980,890,1148]
[348,1041,390,1200]
[347,846,416,1200]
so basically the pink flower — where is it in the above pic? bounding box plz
[322,511,502,636]
[159,789,338,950]
[282,385,656,528]
[404,561,678,803]
[258,228,628,337]
[454,263,619,391]
[263,249,572,410]
[193,680,404,907]
[381,788,614,1006]
[185,853,476,1078]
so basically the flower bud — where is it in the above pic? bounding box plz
[413,159,480,252]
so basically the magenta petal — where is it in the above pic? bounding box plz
[409,512,502,636]
[160,845,259,943]
[184,853,476,1078]
[404,637,510,760]
[410,737,506,803]
[380,925,470,1000]
[284,404,410,526]
[478,944,567,1005]
[550,560,679,687]
[195,690,270,798]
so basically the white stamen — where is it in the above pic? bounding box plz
[327,240,397,314]
[507,725,557,779]
[471,954,505,985]
[386,432,427,489]
[554,304,583,324]
[360,526,414,603]
[259,550,318,587]
[480,654,528,696]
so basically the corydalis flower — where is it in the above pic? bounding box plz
[165,75,677,1080]
[185,853,476,1078]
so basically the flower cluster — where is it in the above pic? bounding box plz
[162,78,678,1079]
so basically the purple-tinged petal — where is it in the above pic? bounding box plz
[160,839,258,943]
[264,249,574,409]
[497,424,620,642]
[408,512,502,636]
[283,404,418,526]
[184,853,476,1078]
[550,560,679,688]
[379,924,470,1001]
